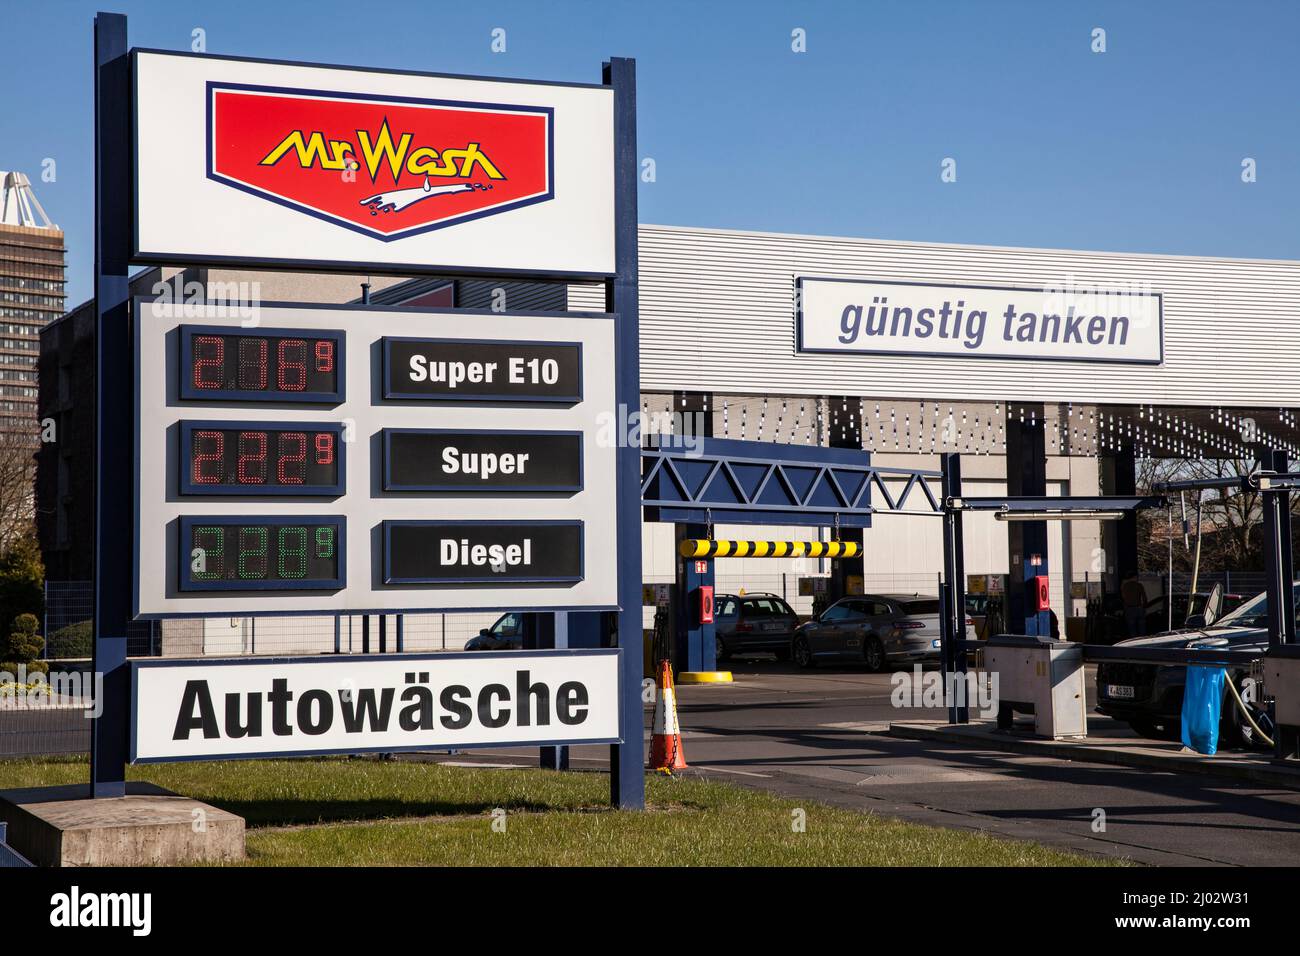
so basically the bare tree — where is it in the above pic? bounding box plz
[1136,455,1297,573]
[0,430,37,552]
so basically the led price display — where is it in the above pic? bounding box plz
[180,421,345,495]
[179,325,345,402]
[179,516,345,591]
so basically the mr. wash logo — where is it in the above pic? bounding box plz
[208,84,554,240]
[49,886,151,936]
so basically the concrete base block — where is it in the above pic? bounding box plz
[0,782,245,867]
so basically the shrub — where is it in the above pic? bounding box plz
[0,660,48,678]
[3,613,43,664]
[46,619,93,660]
[0,536,43,636]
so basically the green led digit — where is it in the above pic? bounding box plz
[192,527,224,580]
[315,526,335,559]
[278,526,307,579]
[237,526,269,579]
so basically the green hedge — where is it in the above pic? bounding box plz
[45,620,93,660]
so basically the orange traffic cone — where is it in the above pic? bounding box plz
[647,659,688,773]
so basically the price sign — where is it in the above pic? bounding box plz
[179,516,345,591]
[136,300,618,616]
[180,421,345,495]
[179,325,344,402]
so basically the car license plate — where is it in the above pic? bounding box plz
[1106,684,1136,699]
[762,622,783,631]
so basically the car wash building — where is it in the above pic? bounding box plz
[37,223,1300,655]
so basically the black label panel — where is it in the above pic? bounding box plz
[384,429,583,491]
[384,338,582,402]
[384,521,583,584]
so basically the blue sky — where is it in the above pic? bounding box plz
[5,0,1299,305]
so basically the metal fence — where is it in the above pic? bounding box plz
[43,581,159,660]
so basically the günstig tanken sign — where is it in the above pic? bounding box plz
[797,277,1162,364]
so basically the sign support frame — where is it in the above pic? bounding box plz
[91,10,132,798]
[604,57,644,811]
[92,14,643,810]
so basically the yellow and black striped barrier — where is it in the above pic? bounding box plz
[678,539,861,559]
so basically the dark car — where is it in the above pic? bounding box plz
[1094,584,1293,745]
[792,594,975,671]
[465,612,523,651]
[713,593,800,661]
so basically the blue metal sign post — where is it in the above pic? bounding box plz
[91,11,132,798]
[604,57,645,810]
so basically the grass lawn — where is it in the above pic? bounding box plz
[0,756,1123,866]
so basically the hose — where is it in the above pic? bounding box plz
[1224,671,1274,748]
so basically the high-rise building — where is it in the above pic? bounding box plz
[0,170,65,439]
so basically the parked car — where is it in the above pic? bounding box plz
[713,593,800,661]
[1094,584,1293,746]
[792,594,975,671]
[465,612,523,651]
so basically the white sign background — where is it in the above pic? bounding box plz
[134,301,618,617]
[133,51,615,276]
[798,276,1162,364]
[131,650,621,761]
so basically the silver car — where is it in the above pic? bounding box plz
[793,593,974,671]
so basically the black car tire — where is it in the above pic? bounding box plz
[715,635,731,663]
[793,635,814,669]
[1217,677,1248,750]
[863,635,886,673]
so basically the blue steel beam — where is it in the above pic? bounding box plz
[641,438,942,525]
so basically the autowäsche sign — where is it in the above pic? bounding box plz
[797,277,1163,364]
[131,651,621,761]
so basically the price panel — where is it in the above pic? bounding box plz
[179,516,345,591]
[179,421,345,495]
[138,301,618,616]
[179,325,344,403]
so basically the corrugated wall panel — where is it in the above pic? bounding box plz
[631,224,1300,406]
[456,279,568,312]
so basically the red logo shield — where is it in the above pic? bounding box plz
[207,83,553,241]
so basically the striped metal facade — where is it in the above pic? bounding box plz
[458,278,567,312]
[624,224,1300,407]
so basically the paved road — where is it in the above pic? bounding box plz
[461,658,1300,866]
[7,655,1297,864]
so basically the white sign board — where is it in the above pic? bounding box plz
[133,50,615,276]
[797,277,1162,364]
[131,650,621,761]
[134,299,618,617]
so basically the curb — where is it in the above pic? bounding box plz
[886,721,1300,790]
[677,671,734,684]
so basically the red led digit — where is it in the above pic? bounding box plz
[237,430,268,484]
[191,430,225,484]
[314,340,334,373]
[277,339,307,391]
[238,337,268,390]
[193,336,224,389]
[314,432,334,465]
[277,431,307,484]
